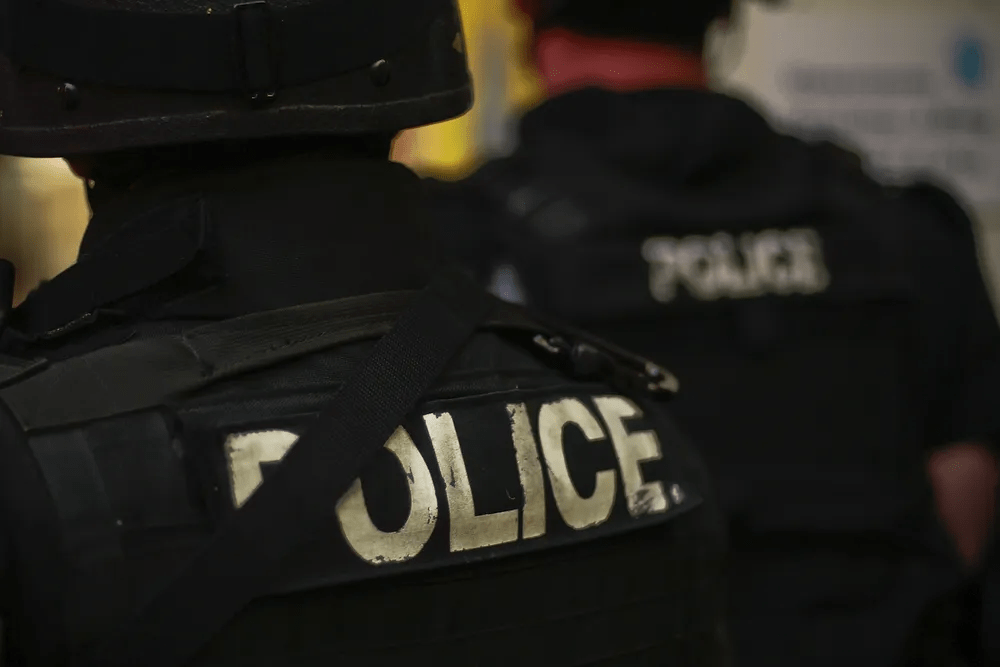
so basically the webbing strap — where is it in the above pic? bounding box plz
[76,271,494,667]
[10,201,207,341]
[0,354,46,389]
[2,290,675,433]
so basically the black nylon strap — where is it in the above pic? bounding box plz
[9,200,207,341]
[0,355,44,388]
[1,290,673,432]
[6,0,452,92]
[1,291,416,432]
[77,271,494,667]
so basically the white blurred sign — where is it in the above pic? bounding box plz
[720,8,1000,206]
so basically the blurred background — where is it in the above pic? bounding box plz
[1,0,998,308]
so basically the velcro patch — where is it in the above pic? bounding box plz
[221,391,700,590]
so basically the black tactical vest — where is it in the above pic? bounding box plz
[0,288,726,667]
[442,142,971,667]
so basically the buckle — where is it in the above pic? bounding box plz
[532,333,679,399]
[234,1,278,106]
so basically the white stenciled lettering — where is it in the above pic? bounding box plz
[425,412,520,552]
[709,233,752,299]
[336,426,439,565]
[676,236,716,300]
[754,229,790,293]
[785,229,831,294]
[643,228,831,303]
[224,430,298,508]
[594,397,669,517]
[641,237,680,303]
[739,232,763,294]
[508,403,547,540]
[222,393,682,569]
[537,398,617,530]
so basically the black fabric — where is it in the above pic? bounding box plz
[0,355,45,389]
[987,529,1000,665]
[2,291,415,432]
[6,156,439,356]
[2,288,676,433]
[0,154,729,667]
[0,399,71,666]
[10,198,207,340]
[4,0,452,92]
[429,87,1000,667]
[81,271,493,667]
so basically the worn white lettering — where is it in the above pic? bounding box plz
[641,237,680,303]
[223,393,681,568]
[508,403,547,540]
[537,398,617,530]
[425,412,520,552]
[676,236,716,300]
[594,397,669,517]
[785,229,831,294]
[709,233,751,298]
[643,228,831,303]
[336,426,439,565]
[224,430,298,508]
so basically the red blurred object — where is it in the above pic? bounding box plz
[534,27,708,96]
[928,442,999,569]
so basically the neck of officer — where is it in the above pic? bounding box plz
[533,27,709,96]
[69,148,438,318]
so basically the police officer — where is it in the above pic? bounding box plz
[0,1,729,666]
[428,1,1000,666]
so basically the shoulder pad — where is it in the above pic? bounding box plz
[812,139,866,172]
[896,181,976,237]
[0,354,46,389]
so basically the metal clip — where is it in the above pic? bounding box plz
[644,361,679,395]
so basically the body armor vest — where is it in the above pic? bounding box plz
[0,288,725,667]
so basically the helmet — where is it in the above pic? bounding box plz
[0,0,472,157]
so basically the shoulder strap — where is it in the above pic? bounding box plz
[1,283,676,433]
[1,290,415,431]
[76,271,495,667]
[0,354,46,389]
[9,202,207,342]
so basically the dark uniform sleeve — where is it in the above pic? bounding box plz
[424,177,509,285]
[910,185,1000,453]
[950,255,1000,450]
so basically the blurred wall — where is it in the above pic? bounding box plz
[714,0,1000,308]
[0,158,87,305]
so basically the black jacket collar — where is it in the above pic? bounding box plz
[9,154,438,342]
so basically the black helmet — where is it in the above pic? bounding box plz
[0,0,472,157]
